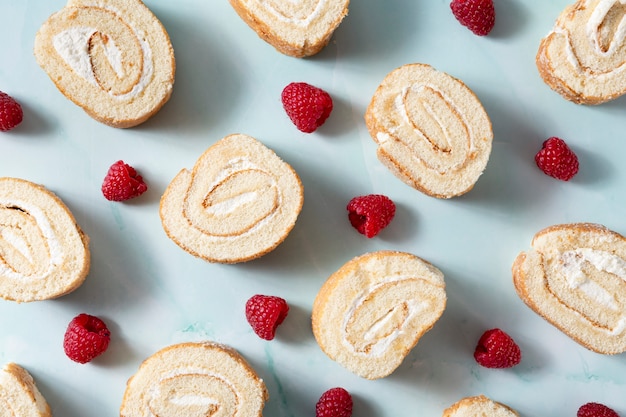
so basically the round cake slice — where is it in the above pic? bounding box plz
[365,63,493,199]
[0,177,90,303]
[442,395,519,417]
[0,363,51,417]
[228,0,350,58]
[536,0,626,104]
[160,133,304,264]
[512,223,626,354]
[312,250,447,379]
[34,0,175,128]
[120,342,268,417]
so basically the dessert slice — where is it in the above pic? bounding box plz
[0,177,90,302]
[536,0,626,104]
[312,250,447,379]
[34,0,175,127]
[229,0,350,57]
[513,222,626,354]
[365,63,493,198]
[120,342,268,417]
[0,363,51,417]
[443,395,518,417]
[160,134,304,263]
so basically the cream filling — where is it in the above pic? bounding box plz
[341,274,427,357]
[390,84,473,175]
[204,191,259,216]
[146,367,233,412]
[258,0,326,27]
[587,0,626,56]
[51,7,154,100]
[187,157,281,241]
[551,0,626,78]
[0,200,63,281]
[560,248,626,335]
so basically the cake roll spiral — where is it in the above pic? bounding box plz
[537,0,626,104]
[0,177,90,303]
[34,0,175,127]
[159,134,304,264]
[365,63,493,199]
[229,0,350,57]
[312,251,447,379]
[120,342,268,417]
[442,395,519,417]
[513,223,626,354]
[0,363,51,417]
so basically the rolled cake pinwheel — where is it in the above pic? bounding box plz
[312,250,447,379]
[120,342,268,417]
[365,63,493,199]
[0,177,90,303]
[34,0,175,127]
[513,222,626,354]
[442,395,519,417]
[537,0,626,104]
[228,0,350,57]
[159,134,304,264]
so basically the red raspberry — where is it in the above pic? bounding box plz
[535,136,579,181]
[245,294,289,340]
[316,387,353,417]
[101,160,148,201]
[347,194,396,238]
[450,0,496,36]
[0,91,23,132]
[578,403,620,417]
[474,328,521,368]
[281,82,333,133]
[63,313,111,364]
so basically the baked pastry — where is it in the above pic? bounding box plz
[0,363,52,417]
[512,223,626,354]
[365,63,493,199]
[312,250,447,379]
[34,0,175,127]
[536,0,626,104]
[160,133,304,264]
[120,342,268,417]
[0,177,90,303]
[442,395,518,417]
[228,0,350,58]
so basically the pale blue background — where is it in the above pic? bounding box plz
[0,0,625,416]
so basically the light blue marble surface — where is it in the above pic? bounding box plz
[0,0,625,416]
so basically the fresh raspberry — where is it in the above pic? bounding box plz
[577,403,621,417]
[101,160,148,201]
[347,194,396,238]
[474,328,521,368]
[281,82,333,133]
[0,91,23,132]
[63,313,111,364]
[245,294,289,340]
[450,0,496,36]
[316,387,353,417]
[535,136,579,181]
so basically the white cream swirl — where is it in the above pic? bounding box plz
[259,0,327,26]
[121,343,268,417]
[0,200,63,281]
[366,64,492,198]
[51,6,153,101]
[160,134,303,264]
[313,251,446,379]
[0,178,89,303]
[557,247,626,335]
